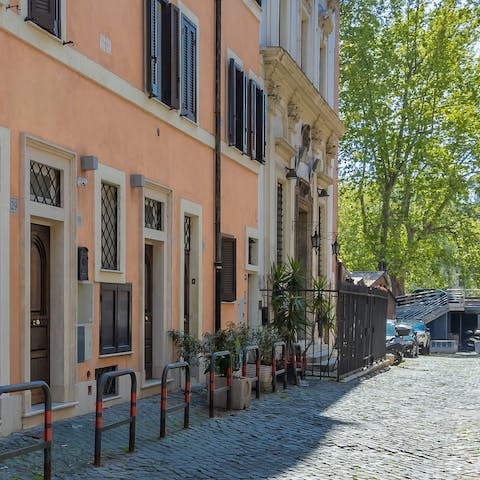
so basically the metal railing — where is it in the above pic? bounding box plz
[271,341,287,392]
[242,345,260,399]
[209,351,232,418]
[94,369,137,467]
[160,362,190,438]
[0,381,52,480]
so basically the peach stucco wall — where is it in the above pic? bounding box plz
[1,0,261,387]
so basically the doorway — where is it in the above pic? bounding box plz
[30,223,50,404]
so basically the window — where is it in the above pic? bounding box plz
[228,59,266,162]
[146,1,197,121]
[100,283,132,355]
[221,235,236,302]
[27,0,60,37]
[145,197,163,230]
[181,15,197,121]
[101,183,118,270]
[30,161,61,207]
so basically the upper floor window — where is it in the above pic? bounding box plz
[101,183,118,271]
[27,0,60,38]
[227,59,266,163]
[146,1,197,121]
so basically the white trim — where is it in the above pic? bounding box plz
[142,183,173,383]
[0,10,255,171]
[245,226,259,273]
[179,199,203,339]
[242,0,263,21]
[0,127,10,386]
[94,164,126,284]
[21,134,77,408]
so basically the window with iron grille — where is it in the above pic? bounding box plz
[28,0,60,38]
[145,198,163,230]
[30,161,61,207]
[95,366,118,397]
[101,183,118,270]
[276,183,284,264]
[221,235,236,302]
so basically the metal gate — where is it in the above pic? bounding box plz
[336,283,387,378]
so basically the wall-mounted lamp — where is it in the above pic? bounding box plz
[317,188,329,198]
[285,167,298,180]
[130,174,145,188]
[80,155,98,171]
[311,230,320,254]
[332,238,340,257]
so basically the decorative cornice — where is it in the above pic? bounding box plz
[262,47,345,140]
[274,137,297,161]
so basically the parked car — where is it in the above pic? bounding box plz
[395,323,419,358]
[386,320,404,365]
[412,321,431,354]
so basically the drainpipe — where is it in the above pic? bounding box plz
[214,0,222,332]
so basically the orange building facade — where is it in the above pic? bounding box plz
[0,0,265,434]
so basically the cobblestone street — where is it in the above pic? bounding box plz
[1,355,479,480]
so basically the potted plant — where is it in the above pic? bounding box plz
[269,257,308,381]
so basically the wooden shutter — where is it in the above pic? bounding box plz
[161,3,180,108]
[100,284,116,355]
[248,79,257,159]
[29,0,59,37]
[116,284,132,352]
[221,236,236,302]
[181,16,197,121]
[146,0,159,98]
[256,88,267,163]
[227,59,236,146]
[242,73,248,153]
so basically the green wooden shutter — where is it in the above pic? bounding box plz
[146,0,159,98]
[181,16,197,121]
[221,236,236,302]
[256,88,267,163]
[100,284,116,355]
[227,58,236,146]
[116,283,132,353]
[161,3,180,108]
[249,79,257,160]
[28,0,59,37]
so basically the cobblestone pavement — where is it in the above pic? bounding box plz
[1,354,479,479]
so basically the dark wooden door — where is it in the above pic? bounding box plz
[144,244,153,380]
[184,216,191,335]
[30,224,50,405]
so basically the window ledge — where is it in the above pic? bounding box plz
[24,18,62,43]
[99,351,133,359]
[24,401,79,418]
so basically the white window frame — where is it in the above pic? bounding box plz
[20,0,68,42]
[94,164,126,283]
[245,226,259,273]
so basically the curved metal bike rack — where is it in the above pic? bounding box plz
[94,369,137,467]
[160,361,190,438]
[0,381,52,479]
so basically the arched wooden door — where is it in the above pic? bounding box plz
[30,224,50,404]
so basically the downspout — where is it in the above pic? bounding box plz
[214,0,222,332]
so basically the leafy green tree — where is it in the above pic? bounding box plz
[339,0,480,294]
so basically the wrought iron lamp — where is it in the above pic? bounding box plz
[331,238,340,257]
[285,167,298,180]
[317,188,329,198]
[311,230,320,254]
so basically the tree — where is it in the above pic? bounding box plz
[339,0,480,294]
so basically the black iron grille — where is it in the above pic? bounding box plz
[30,161,61,207]
[145,198,163,230]
[101,183,118,270]
[276,182,283,264]
[95,366,118,397]
[184,215,191,253]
